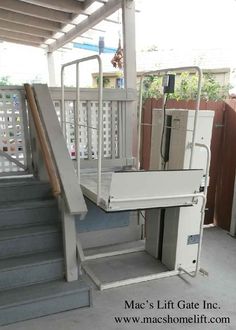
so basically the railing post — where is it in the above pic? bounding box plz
[122,0,137,164]
[97,56,103,205]
[75,62,81,181]
[60,67,66,137]
[61,199,78,282]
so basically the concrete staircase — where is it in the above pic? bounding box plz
[0,177,91,326]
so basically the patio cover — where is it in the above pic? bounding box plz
[0,0,122,51]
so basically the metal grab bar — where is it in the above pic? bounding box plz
[179,142,211,277]
[137,66,202,170]
[61,55,103,205]
[0,150,26,170]
[24,84,61,197]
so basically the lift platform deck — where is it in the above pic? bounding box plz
[80,169,204,212]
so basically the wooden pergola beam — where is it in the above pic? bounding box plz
[48,0,122,52]
[0,9,62,31]
[0,20,54,38]
[0,0,72,23]
[22,0,83,14]
[0,28,45,44]
[82,0,98,9]
[0,36,42,47]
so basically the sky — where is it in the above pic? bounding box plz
[0,0,236,86]
[136,0,236,50]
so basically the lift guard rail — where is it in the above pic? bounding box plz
[61,55,103,205]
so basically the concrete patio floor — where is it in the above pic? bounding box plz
[2,226,236,330]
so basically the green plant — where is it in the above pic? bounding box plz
[0,76,10,86]
[96,76,110,88]
[201,73,231,101]
[141,72,231,102]
[142,75,162,100]
[172,72,198,100]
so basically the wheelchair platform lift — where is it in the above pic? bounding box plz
[60,59,213,290]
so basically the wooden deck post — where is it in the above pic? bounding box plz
[122,0,137,163]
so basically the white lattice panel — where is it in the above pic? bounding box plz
[90,101,98,159]
[102,101,112,158]
[53,100,120,160]
[0,90,27,173]
[113,101,119,158]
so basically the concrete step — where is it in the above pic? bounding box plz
[0,199,59,228]
[0,278,91,326]
[0,180,52,203]
[0,225,62,259]
[0,251,64,290]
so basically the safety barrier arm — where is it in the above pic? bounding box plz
[61,55,103,205]
[24,84,61,197]
[137,66,202,170]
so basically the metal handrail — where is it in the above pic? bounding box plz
[24,84,61,197]
[137,66,203,170]
[179,142,210,277]
[61,55,103,205]
[0,150,26,170]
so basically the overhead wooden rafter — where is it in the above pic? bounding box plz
[0,0,72,23]
[49,0,122,52]
[0,9,62,31]
[0,20,54,38]
[21,0,83,14]
[0,0,123,51]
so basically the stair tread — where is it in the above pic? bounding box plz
[0,179,49,188]
[0,176,35,184]
[0,251,63,272]
[0,278,90,309]
[0,225,60,241]
[0,198,57,212]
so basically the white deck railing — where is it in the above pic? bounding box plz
[0,85,136,176]
[0,87,30,175]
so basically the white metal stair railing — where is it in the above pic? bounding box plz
[61,55,103,206]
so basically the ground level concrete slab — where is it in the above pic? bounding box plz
[3,227,236,330]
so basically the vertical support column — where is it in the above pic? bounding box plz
[61,199,78,282]
[47,51,57,87]
[122,0,137,163]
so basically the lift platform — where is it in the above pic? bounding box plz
[80,169,204,212]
